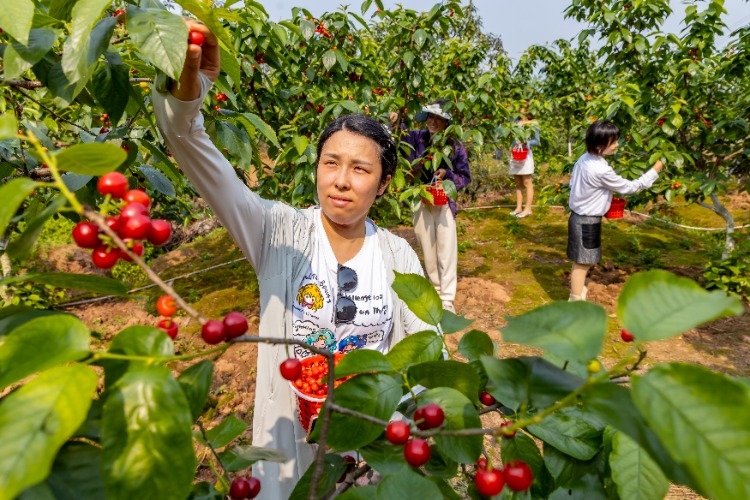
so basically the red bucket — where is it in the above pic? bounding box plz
[289,353,346,431]
[605,197,626,219]
[423,181,448,206]
[511,147,529,161]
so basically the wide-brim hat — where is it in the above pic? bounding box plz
[415,102,451,122]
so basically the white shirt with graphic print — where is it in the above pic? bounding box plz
[291,208,394,359]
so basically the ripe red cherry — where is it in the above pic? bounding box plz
[404,438,431,467]
[279,358,302,381]
[118,241,144,262]
[123,189,151,208]
[480,391,496,406]
[476,456,488,470]
[475,468,505,497]
[223,311,248,338]
[118,213,151,240]
[499,421,516,438]
[504,460,533,491]
[91,245,119,269]
[105,216,121,232]
[229,476,255,499]
[97,172,128,199]
[147,219,172,246]
[414,403,444,430]
[157,319,178,339]
[385,421,411,445]
[620,328,634,342]
[119,202,149,223]
[156,295,177,317]
[72,222,100,249]
[201,320,227,344]
[188,30,205,46]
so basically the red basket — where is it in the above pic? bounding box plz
[289,353,346,431]
[605,197,626,219]
[423,181,448,206]
[511,147,529,161]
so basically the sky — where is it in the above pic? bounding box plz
[258,0,750,59]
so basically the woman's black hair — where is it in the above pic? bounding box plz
[316,114,396,185]
[585,120,620,155]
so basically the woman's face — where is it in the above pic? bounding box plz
[425,114,448,134]
[602,138,619,155]
[316,130,391,228]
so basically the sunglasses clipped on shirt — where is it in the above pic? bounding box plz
[335,265,358,325]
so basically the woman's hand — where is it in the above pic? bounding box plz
[172,20,220,101]
[389,111,399,125]
[653,160,665,172]
[434,168,446,180]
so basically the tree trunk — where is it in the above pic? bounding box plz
[698,193,735,259]
[0,237,11,304]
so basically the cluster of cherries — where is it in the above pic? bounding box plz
[201,311,248,344]
[384,403,446,468]
[279,355,348,397]
[229,476,260,499]
[71,172,172,269]
[474,456,534,497]
[314,22,333,39]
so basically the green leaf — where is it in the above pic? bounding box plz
[7,195,66,260]
[205,414,248,449]
[42,442,106,499]
[89,17,117,66]
[127,7,187,81]
[177,360,213,422]
[61,0,111,83]
[423,445,459,479]
[481,356,584,411]
[137,165,176,198]
[0,272,128,295]
[376,467,442,498]
[385,331,443,371]
[421,388,483,464]
[0,0,34,45]
[610,430,669,500]
[240,113,281,149]
[101,365,196,500]
[631,363,750,500]
[218,445,286,472]
[527,406,604,461]
[100,326,174,389]
[337,485,377,499]
[293,134,309,156]
[545,446,608,499]
[501,301,607,363]
[3,29,57,79]
[54,143,127,175]
[334,349,393,378]
[215,120,253,168]
[335,50,348,72]
[0,114,19,139]
[289,453,347,500]
[219,47,242,89]
[312,373,402,450]
[414,28,428,49]
[0,178,41,237]
[360,440,409,475]
[0,314,90,389]
[322,50,336,70]
[619,270,743,342]
[0,365,97,500]
[90,56,130,127]
[501,430,544,473]
[440,310,474,334]
[391,272,442,326]
[458,330,495,360]
[408,360,480,405]
[188,482,224,500]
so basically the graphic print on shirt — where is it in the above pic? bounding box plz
[292,270,392,359]
[296,283,324,311]
[304,329,336,352]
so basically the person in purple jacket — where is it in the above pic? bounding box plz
[389,99,471,313]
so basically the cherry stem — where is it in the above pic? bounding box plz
[83,208,207,324]
[197,420,230,487]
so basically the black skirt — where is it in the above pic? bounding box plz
[567,212,602,265]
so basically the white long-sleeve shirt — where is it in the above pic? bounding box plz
[568,152,659,216]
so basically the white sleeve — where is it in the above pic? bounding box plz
[598,167,659,195]
[152,73,275,271]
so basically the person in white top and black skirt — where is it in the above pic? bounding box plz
[567,120,665,301]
